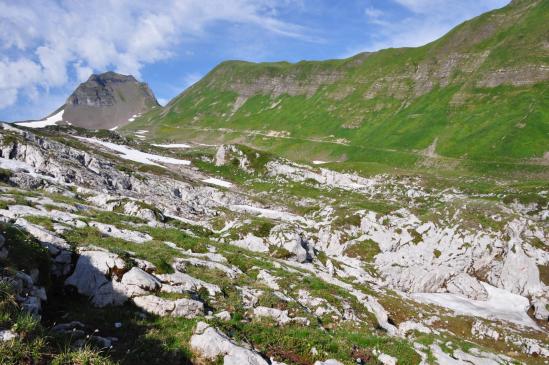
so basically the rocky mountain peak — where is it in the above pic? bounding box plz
[61,71,158,129]
[15,71,159,130]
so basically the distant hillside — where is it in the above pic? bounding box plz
[125,0,548,172]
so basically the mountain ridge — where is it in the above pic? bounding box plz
[124,0,548,171]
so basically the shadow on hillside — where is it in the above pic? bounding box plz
[42,277,194,365]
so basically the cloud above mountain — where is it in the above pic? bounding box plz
[348,0,509,55]
[0,0,307,111]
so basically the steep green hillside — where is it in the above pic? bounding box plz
[125,0,549,173]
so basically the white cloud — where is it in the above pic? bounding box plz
[365,7,384,21]
[394,0,509,14]
[182,73,204,89]
[0,0,309,113]
[344,0,510,56]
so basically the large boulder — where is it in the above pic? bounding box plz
[495,241,543,296]
[531,292,549,321]
[231,234,269,253]
[157,272,220,296]
[123,201,162,223]
[446,273,488,300]
[190,322,268,365]
[120,267,161,297]
[268,225,312,263]
[65,250,127,307]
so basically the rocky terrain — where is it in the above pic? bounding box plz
[16,72,159,130]
[0,122,547,364]
[0,2,547,364]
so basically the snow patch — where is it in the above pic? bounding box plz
[76,137,191,167]
[152,143,191,149]
[15,109,64,128]
[202,178,232,188]
[229,204,308,224]
[128,114,140,122]
[412,282,537,328]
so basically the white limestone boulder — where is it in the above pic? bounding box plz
[157,271,220,296]
[190,321,268,365]
[446,273,488,300]
[120,267,161,297]
[256,270,280,290]
[231,234,269,253]
[65,250,128,307]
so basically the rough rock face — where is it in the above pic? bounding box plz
[0,235,50,317]
[61,72,159,129]
[0,124,251,222]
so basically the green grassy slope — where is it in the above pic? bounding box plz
[125,0,549,172]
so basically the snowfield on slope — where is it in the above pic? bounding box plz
[412,282,538,328]
[76,137,191,167]
[15,109,65,128]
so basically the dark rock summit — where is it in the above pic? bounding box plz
[61,71,159,130]
[15,72,159,130]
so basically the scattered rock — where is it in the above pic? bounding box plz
[471,321,499,341]
[133,295,203,318]
[256,270,280,290]
[215,310,231,321]
[173,257,242,279]
[134,258,157,273]
[373,350,397,365]
[89,222,152,244]
[314,360,344,365]
[253,306,309,326]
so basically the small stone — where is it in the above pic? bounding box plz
[0,330,17,342]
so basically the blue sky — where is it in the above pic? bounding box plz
[0,0,509,121]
